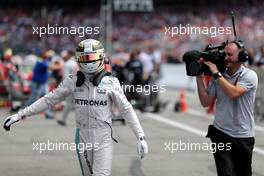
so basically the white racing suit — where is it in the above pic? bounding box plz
[18,73,145,176]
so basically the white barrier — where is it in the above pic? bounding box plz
[159,64,196,91]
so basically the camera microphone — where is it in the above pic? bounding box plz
[231,11,237,39]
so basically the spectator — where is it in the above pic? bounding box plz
[22,50,54,119]
[255,45,264,67]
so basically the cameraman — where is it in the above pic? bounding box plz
[196,42,258,176]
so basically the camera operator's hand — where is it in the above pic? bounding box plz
[204,61,219,74]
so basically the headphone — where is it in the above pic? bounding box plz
[231,39,249,62]
[229,12,249,63]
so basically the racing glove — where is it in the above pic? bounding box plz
[137,136,148,159]
[3,113,24,131]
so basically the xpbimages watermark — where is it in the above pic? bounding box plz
[164,139,231,154]
[32,140,99,154]
[121,84,166,95]
[70,81,166,96]
[32,24,100,37]
[164,24,232,38]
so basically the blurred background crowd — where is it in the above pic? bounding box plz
[0,0,264,63]
[0,0,264,116]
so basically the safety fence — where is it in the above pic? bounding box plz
[251,66,264,121]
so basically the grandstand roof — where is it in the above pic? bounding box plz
[0,0,259,6]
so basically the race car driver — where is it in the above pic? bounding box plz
[3,39,148,176]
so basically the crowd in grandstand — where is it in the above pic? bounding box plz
[0,4,264,63]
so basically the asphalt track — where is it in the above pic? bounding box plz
[1,89,264,176]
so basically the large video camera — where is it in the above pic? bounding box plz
[183,41,227,76]
[183,12,247,76]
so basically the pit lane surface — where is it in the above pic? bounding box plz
[1,89,264,176]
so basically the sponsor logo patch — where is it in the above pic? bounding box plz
[75,99,107,106]
[74,88,84,92]
[97,88,107,94]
